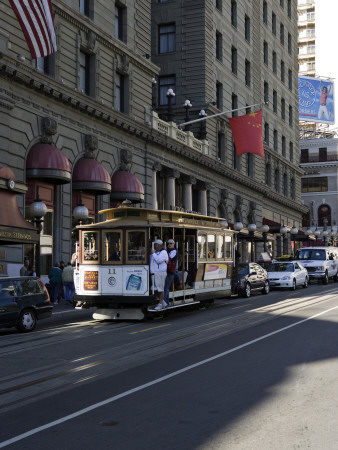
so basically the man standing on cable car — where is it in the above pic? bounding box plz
[150,239,168,310]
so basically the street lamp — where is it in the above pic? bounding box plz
[199,109,207,140]
[260,224,270,253]
[166,88,175,122]
[290,224,298,258]
[248,223,256,262]
[183,99,192,131]
[314,225,321,246]
[304,228,312,246]
[152,77,157,110]
[30,186,47,278]
[280,223,287,256]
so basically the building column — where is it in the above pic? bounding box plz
[197,182,211,215]
[151,162,162,210]
[182,176,196,211]
[164,169,180,210]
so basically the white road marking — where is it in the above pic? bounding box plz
[1,305,337,448]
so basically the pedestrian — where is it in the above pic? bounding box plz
[62,262,75,305]
[163,239,177,307]
[20,257,30,276]
[59,260,65,300]
[48,262,62,305]
[150,239,168,310]
[26,264,36,276]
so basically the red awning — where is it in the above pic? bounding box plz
[72,158,111,194]
[26,143,71,184]
[110,170,144,203]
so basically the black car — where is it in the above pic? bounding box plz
[0,277,53,332]
[237,263,270,298]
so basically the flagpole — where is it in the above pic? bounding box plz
[178,102,265,128]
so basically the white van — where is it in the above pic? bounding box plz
[294,247,338,284]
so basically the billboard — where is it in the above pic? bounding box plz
[298,76,335,124]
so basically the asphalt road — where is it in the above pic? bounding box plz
[0,282,338,449]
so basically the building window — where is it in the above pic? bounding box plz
[115,4,126,41]
[273,90,277,113]
[287,0,291,18]
[281,98,285,120]
[216,82,223,109]
[216,31,223,61]
[36,55,54,76]
[318,205,331,227]
[272,51,277,73]
[272,12,276,35]
[280,23,284,45]
[289,142,294,162]
[263,1,268,25]
[159,23,176,53]
[302,177,328,193]
[288,33,292,54]
[245,60,251,87]
[245,15,250,42]
[231,46,237,75]
[264,82,269,104]
[264,41,268,65]
[289,105,293,127]
[283,173,288,196]
[273,129,278,151]
[290,178,295,200]
[79,0,92,18]
[80,51,95,97]
[300,149,309,163]
[265,163,271,186]
[115,72,128,113]
[159,76,176,105]
[274,168,280,192]
[282,135,286,156]
[231,1,237,28]
[232,93,238,117]
[216,0,222,12]
[288,69,292,91]
[264,122,269,144]
[281,60,285,83]
[319,147,327,162]
[218,132,225,162]
[233,144,240,170]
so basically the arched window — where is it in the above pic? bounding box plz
[318,204,331,227]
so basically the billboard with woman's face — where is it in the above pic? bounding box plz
[299,76,335,124]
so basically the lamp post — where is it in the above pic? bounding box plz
[280,223,287,256]
[183,99,192,131]
[260,224,270,253]
[30,186,47,278]
[290,224,298,258]
[248,223,256,262]
[314,225,321,246]
[152,77,157,110]
[322,217,328,246]
[166,88,175,122]
[304,228,312,246]
[199,109,207,140]
[232,221,243,295]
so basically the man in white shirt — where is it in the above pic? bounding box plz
[150,239,168,310]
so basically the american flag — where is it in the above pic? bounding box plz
[9,0,57,59]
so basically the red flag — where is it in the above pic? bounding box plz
[228,109,264,158]
[9,0,57,59]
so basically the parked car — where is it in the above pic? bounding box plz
[266,261,309,290]
[237,262,270,298]
[0,277,53,332]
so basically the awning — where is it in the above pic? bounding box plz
[110,170,144,203]
[26,143,71,184]
[0,167,39,245]
[72,158,111,194]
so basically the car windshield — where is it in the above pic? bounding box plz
[295,249,326,261]
[267,263,294,272]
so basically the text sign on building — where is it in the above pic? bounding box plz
[298,76,335,125]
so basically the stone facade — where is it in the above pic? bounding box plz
[0,0,307,276]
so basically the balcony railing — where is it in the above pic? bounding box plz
[300,154,338,163]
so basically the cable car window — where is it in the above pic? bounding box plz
[198,233,207,260]
[216,234,224,259]
[82,231,99,263]
[127,230,146,263]
[207,234,216,259]
[103,231,122,264]
[225,235,232,259]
